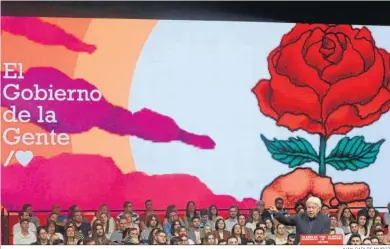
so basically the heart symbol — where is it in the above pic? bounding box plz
[15,150,34,167]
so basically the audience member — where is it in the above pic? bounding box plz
[110,217,127,242]
[274,223,287,245]
[224,205,239,231]
[116,201,140,225]
[329,214,344,235]
[13,219,37,245]
[265,238,276,245]
[13,211,37,235]
[139,200,158,230]
[51,204,67,226]
[188,217,204,244]
[183,201,197,228]
[31,226,50,245]
[22,204,40,228]
[207,205,222,229]
[140,214,160,242]
[343,221,362,244]
[357,197,380,218]
[213,218,230,242]
[347,234,362,245]
[246,209,261,230]
[253,227,266,245]
[47,220,64,241]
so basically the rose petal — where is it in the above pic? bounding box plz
[305,42,332,74]
[331,126,353,135]
[302,28,326,54]
[378,48,390,88]
[268,45,322,122]
[322,49,385,120]
[252,79,279,120]
[321,33,344,64]
[276,32,330,98]
[355,87,390,118]
[325,25,359,38]
[277,113,325,135]
[325,104,390,136]
[269,74,322,122]
[355,26,374,43]
[281,24,329,47]
[336,33,347,49]
[351,27,376,70]
[321,37,365,84]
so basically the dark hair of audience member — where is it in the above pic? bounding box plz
[266,239,276,245]
[165,205,176,219]
[370,224,384,236]
[170,236,182,245]
[22,204,32,212]
[208,205,218,220]
[170,220,181,236]
[122,201,130,209]
[148,228,160,245]
[19,218,29,224]
[264,217,275,235]
[52,239,64,245]
[84,239,96,245]
[200,209,208,217]
[145,214,160,228]
[218,239,226,245]
[185,201,197,218]
[274,197,283,204]
[67,205,78,220]
[228,205,240,216]
[215,218,225,231]
[347,234,361,245]
[340,208,356,226]
[91,223,110,245]
[256,221,266,229]
[357,214,369,236]
[294,201,305,213]
[231,224,242,238]
[254,227,265,235]
[191,216,200,222]
[18,211,29,219]
[287,233,296,240]
[370,236,379,243]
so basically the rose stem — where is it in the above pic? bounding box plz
[318,134,327,176]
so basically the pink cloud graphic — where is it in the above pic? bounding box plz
[1,67,215,149]
[1,154,256,210]
[1,16,96,53]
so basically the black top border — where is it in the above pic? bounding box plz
[2,1,390,26]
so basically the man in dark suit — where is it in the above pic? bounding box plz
[269,196,330,245]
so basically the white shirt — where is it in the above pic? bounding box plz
[274,236,287,245]
[13,222,37,235]
[332,227,345,235]
[13,231,37,245]
[246,222,257,231]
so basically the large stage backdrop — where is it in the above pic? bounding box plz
[1,17,390,211]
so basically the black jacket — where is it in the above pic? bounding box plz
[275,212,330,244]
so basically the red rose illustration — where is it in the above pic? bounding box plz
[253,24,390,137]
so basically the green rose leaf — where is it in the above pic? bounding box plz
[260,134,319,168]
[325,136,385,171]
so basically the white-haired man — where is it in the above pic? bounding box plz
[269,197,330,244]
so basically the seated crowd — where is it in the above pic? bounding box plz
[12,197,390,245]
